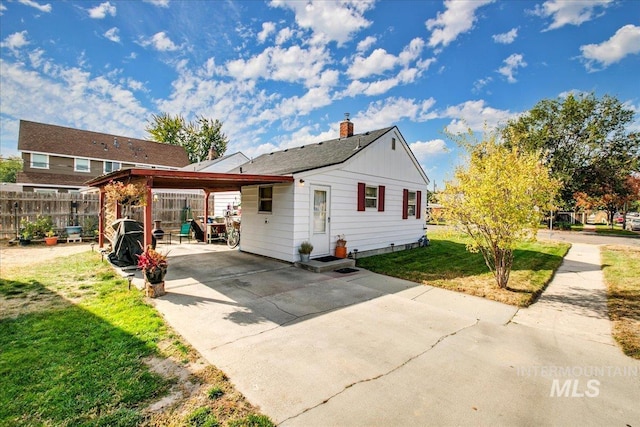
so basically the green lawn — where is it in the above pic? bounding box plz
[0,251,272,426]
[601,246,640,360]
[356,231,570,307]
[594,225,639,237]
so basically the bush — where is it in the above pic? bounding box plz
[20,215,54,239]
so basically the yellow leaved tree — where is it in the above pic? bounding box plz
[439,129,559,289]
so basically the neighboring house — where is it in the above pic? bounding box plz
[180,152,249,217]
[233,117,429,262]
[17,120,190,192]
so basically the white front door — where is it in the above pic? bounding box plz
[309,185,331,257]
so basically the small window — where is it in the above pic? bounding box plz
[258,186,273,212]
[391,138,396,150]
[407,191,416,216]
[365,186,378,208]
[104,161,121,174]
[75,158,90,172]
[31,153,48,169]
[34,188,58,193]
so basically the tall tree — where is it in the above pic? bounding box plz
[502,93,639,209]
[439,130,559,289]
[146,113,229,163]
[0,156,23,183]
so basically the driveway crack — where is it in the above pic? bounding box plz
[280,318,480,424]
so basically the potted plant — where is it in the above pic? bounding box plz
[335,234,347,258]
[19,230,32,246]
[44,230,58,246]
[299,241,313,262]
[137,245,168,298]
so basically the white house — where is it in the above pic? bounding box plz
[179,152,249,217]
[233,117,429,262]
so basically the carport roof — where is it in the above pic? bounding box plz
[86,167,293,192]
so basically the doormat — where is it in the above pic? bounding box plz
[334,267,359,274]
[314,255,341,262]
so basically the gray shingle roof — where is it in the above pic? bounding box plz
[233,127,394,175]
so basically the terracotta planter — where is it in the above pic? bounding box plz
[45,236,58,246]
[335,246,347,258]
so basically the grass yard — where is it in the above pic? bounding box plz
[600,245,640,360]
[356,231,570,307]
[594,225,639,237]
[0,251,273,426]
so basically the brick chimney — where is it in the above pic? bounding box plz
[340,113,354,138]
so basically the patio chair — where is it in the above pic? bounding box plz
[178,222,191,243]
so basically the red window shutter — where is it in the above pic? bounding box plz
[402,189,408,219]
[357,182,366,211]
[378,186,385,212]
[416,191,422,219]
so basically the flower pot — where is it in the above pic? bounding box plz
[144,267,167,284]
[300,253,310,262]
[335,246,347,258]
[45,236,58,246]
[19,238,31,246]
[65,226,82,235]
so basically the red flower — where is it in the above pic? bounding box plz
[137,245,168,272]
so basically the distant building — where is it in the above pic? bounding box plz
[17,120,190,193]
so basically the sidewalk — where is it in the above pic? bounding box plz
[512,242,614,345]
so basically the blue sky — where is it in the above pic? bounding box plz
[1,0,639,188]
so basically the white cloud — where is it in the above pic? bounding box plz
[142,31,179,51]
[410,139,449,161]
[143,0,169,7]
[580,24,640,71]
[347,48,398,79]
[275,27,294,45]
[357,35,377,53]
[18,0,51,13]
[426,0,494,49]
[88,1,116,19]
[357,97,437,130]
[532,0,612,31]
[492,28,518,44]
[0,3,7,16]
[472,77,493,93]
[398,37,425,65]
[257,21,275,43]
[439,100,515,133]
[270,0,374,45]
[497,53,526,83]
[104,27,120,43]
[0,59,149,142]
[1,31,30,54]
[226,44,332,88]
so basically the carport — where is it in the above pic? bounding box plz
[86,168,293,248]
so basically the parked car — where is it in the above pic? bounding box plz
[625,218,640,231]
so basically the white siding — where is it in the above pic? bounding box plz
[240,128,428,263]
[239,183,296,262]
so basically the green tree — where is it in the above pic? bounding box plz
[0,156,23,182]
[502,93,639,209]
[146,113,228,163]
[439,130,559,289]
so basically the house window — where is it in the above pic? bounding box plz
[31,153,48,169]
[392,138,396,150]
[258,186,273,212]
[34,188,58,193]
[407,191,416,216]
[75,158,90,172]
[104,161,121,174]
[357,183,385,212]
[365,186,378,208]
[402,189,422,219]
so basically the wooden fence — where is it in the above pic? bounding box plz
[0,191,210,240]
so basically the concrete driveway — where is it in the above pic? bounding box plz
[148,243,639,425]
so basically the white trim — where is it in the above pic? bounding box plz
[30,153,49,169]
[74,157,91,173]
[20,150,182,170]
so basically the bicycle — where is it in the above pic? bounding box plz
[225,212,240,248]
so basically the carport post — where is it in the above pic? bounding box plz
[98,190,105,248]
[143,179,153,248]
[204,190,211,243]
